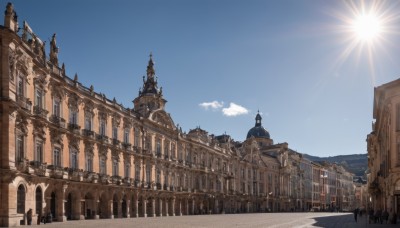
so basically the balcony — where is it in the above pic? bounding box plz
[112,139,121,148]
[33,105,48,119]
[49,115,66,128]
[97,134,109,144]
[82,129,95,139]
[68,123,81,134]
[17,95,32,112]
[122,142,132,151]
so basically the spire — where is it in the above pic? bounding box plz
[146,52,155,79]
[255,110,262,127]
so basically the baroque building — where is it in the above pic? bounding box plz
[367,78,400,214]
[0,3,356,226]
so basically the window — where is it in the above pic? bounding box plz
[85,113,92,130]
[35,88,43,108]
[99,157,106,175]
[146,164,151,183]
[53,147,61,167]
[112,159,119,176]
[69,108,78,125]
[124,129,129,144]
[53,97,61,117]
[86,153,93,172]
[16,134,24,162]
[156,140,161,156]
[17,185,25,214]
[134,128,139,146]
[113,126,118,140]
[35,140,43,163]
[17,76,24,97]
[135,164,140,180]
[124,163,130,178]
[99,119,106,136]
[156,169,161,183]
[70,148,78,169]
[171,143,175,159]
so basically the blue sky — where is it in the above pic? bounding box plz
[8,0,400,157]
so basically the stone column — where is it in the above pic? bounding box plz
[191,199,195,215]
[126,199,131,218]
[171,197,176,216]
[134,198,139,218]
[109,200,114,219]
[165,199,169,216]
[95,200,99,219]
[143,200,147,218]
[152,198,156,217]
[179,199,182,216]
[158,198,163,217]
[57,186,67,222]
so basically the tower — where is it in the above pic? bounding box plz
[133,54,166,116]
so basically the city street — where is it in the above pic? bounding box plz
[30,212,398,228]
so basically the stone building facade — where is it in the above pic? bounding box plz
[367,78,400,214]
[0,3,355,226]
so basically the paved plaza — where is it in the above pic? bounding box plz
[29,212,399,228]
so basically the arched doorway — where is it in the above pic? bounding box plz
[66,193,73,220]
[84,193,95,219]
[35,187,43,216]
[17,185,26,214]
[50,192,56,220]
[113,194,118,218]
[98,194,108,219]
[122,195,127,218]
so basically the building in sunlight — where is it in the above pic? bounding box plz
[367,78,400,214]
[0,3,355,226]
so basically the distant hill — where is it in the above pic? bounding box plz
[303,154,368,177]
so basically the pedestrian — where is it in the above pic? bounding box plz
[37,210,41,225]
[382,209,389,224]
[27,208,32,225]
[354,208,359,222]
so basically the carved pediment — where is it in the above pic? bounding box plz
[149,110,175,129]
[67,92,82,109]
[16,112,29,135]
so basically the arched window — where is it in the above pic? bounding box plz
[17,185,25,214]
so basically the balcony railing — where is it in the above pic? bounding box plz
[49,115,66,128]
[68,123,81,133]
[82,129,95,138]
[33,105,48,119]
[122,143,132,151]
[97,134,109,143]
[17,95,32,112]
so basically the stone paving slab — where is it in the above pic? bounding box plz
[28,213,400,228]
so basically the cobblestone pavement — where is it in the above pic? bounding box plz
[30,213,399,228]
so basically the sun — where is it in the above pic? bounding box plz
[352,13,382,42]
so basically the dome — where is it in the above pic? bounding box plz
[246,126,270,139]
[246,111,270,139]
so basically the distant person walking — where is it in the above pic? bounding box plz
[354,208,359,222]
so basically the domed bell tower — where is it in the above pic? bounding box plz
[133,54,166,117]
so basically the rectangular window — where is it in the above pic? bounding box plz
[113,126,118,140]
[156,141,161,155]
[146,165,151,183]
[86,154,93,172]
[70,149,78,169]
[112,159,119,176]
[124,129,129,143]
[85,113,92,130]
[54,148,61,167]
[134,128,139,146]
[135,164,140,180]
[69,109,78,125]
[99,120,106,136]
[16,135,24,162]
[35,89,43,108]
[17,76,24,97]
[53,98,61,117]
[125,163,130,178]
[100,157,106,175]
[35,140,43,163]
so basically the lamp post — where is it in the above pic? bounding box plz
[267,192,272,212]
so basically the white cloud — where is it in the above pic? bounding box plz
[199,101,224,110]
[222,102,249,117]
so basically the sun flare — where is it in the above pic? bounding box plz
[352,13,382,41]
